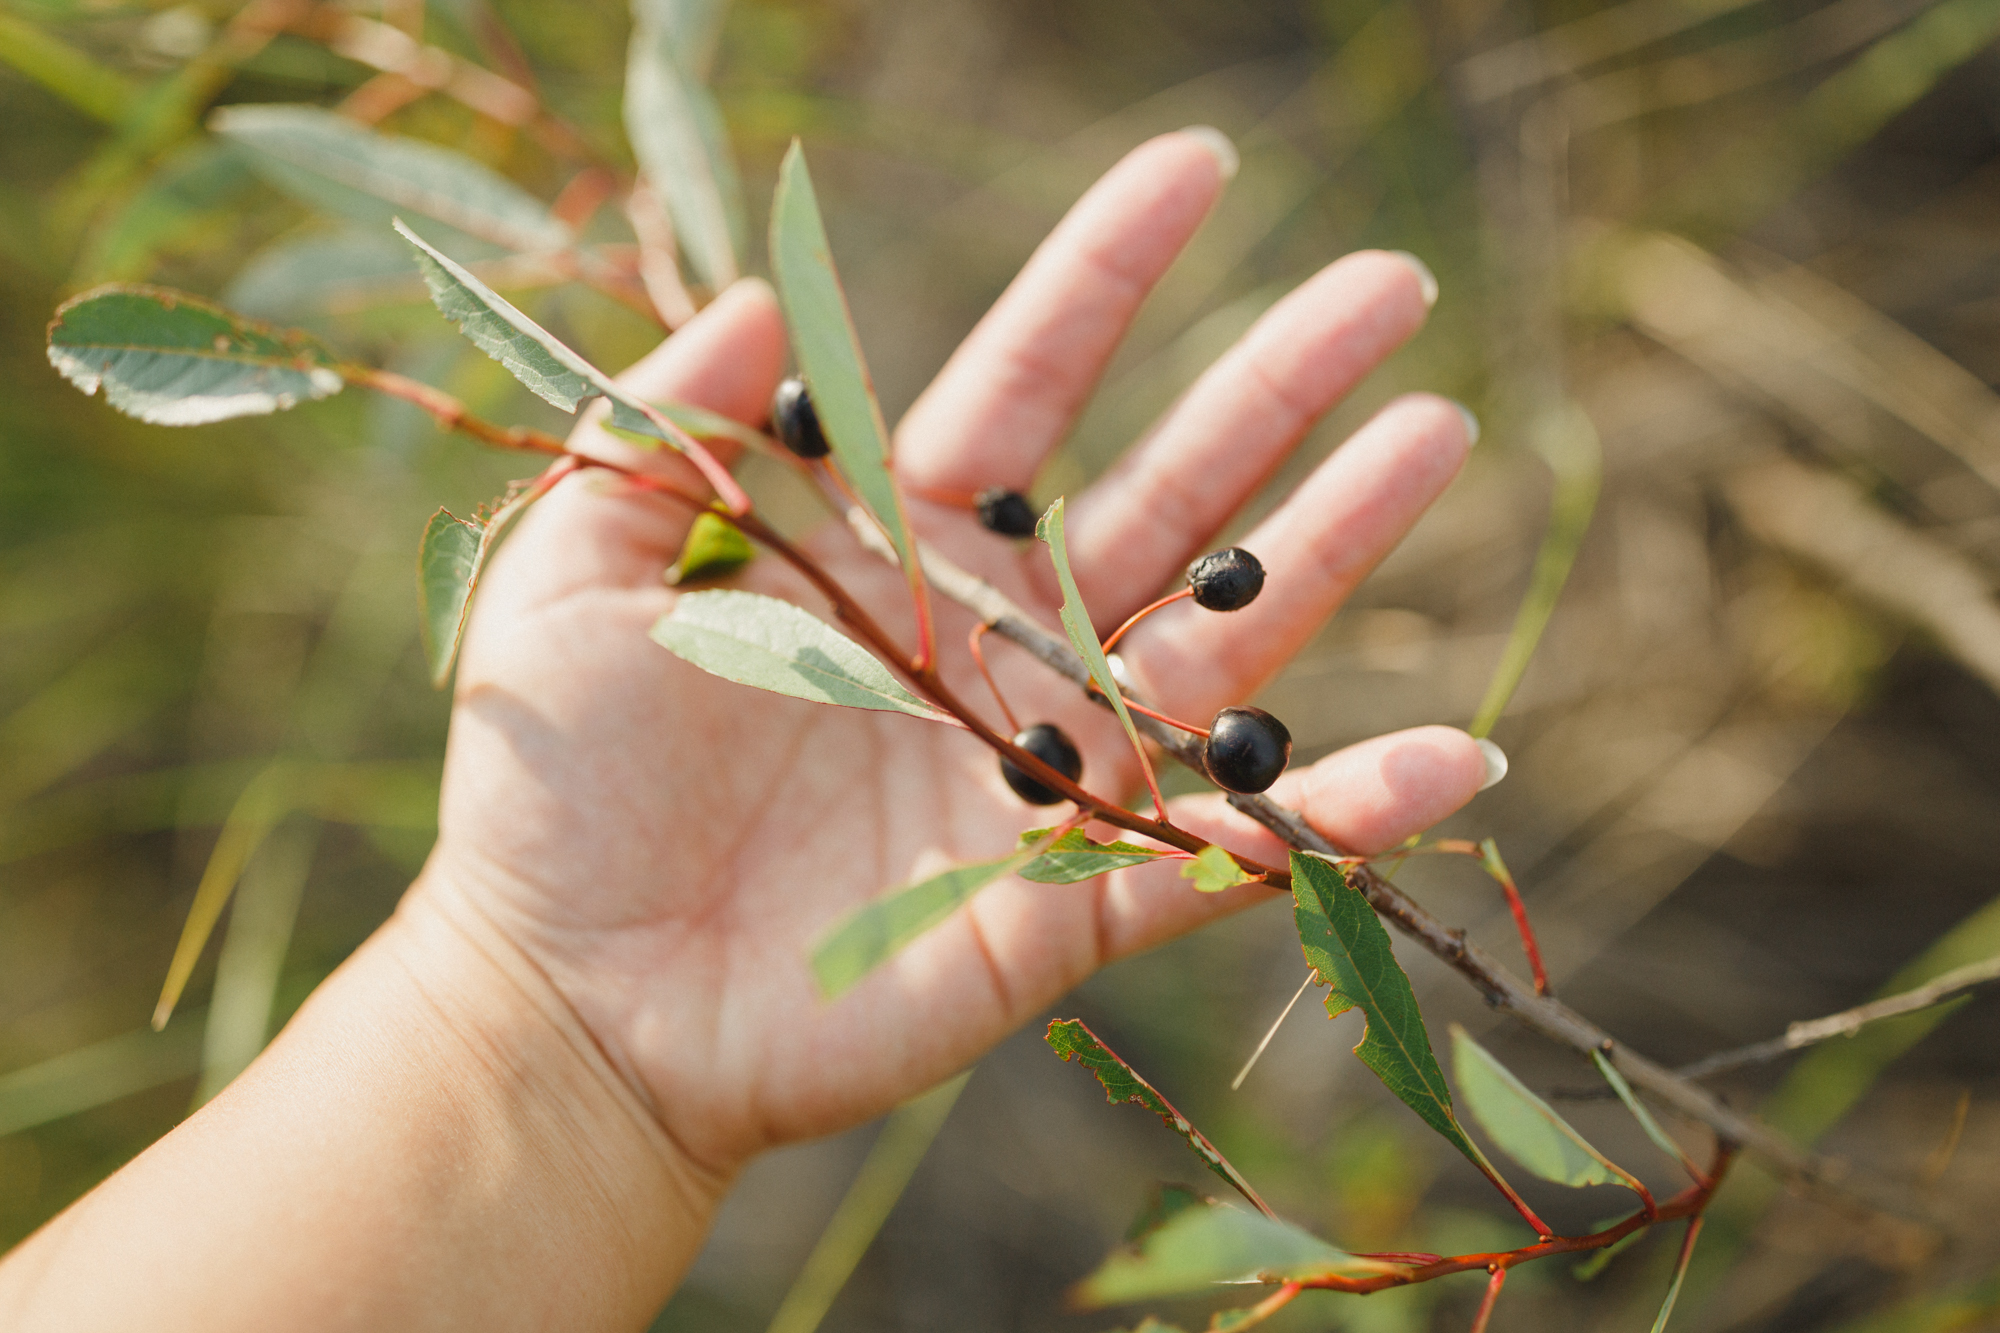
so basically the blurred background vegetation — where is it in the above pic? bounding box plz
[5,0,2000,1328]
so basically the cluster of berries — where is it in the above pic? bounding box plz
[772,377,1294,802]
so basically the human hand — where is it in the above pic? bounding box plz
[412,128,1486,1185]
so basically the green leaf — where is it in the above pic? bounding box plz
[224,227,427,322]
[1592,1050,1700,1178]
[1651,1220,1703,1333]
[652,399,768,450]
[1290,852,1487,1169]
[419,510,480,686]
[651,589,949,720]
[1046,1018,1270,1213]
[46,285,344,425]
[768,142,917,576]
[1076,1200,1399,1307]
[1452,1026,1642,1195]
[418,475,555,687]
[812,842,1045,999]
[211,105,571,254]
[395,222,711,466]
[1124,1184,1212,1243]
[665,511,754,585]
[634,0,729,76]
[1035,497,1151,773]
[626,1,745,289]
[1015,827,1168,883]
[1181,844,1250,894]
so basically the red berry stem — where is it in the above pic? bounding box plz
[1468,1265,1507,1333]
[1118,697,1210,739]
[967,624,1021,734]
[1101,586,1193,654]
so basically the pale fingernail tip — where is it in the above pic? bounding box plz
[1178,125,1239,181]
[1452,400,1481,448]
[1389,250,1439,308]
[1476,738,1509,791]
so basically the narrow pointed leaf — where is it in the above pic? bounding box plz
[634,0,728,77]
[665,511,754,585]
[1651,1219,1703,1332]
[652,399,768,449]
[1015,827,1168,883]
[1182,844,1250,893]
[652,589,948,720]
[1452,1026,1642,1195]
[1076,1200,1400,1307]
[1036,497,1151,767]
[47,285,344,425]
[212,104,571,254]
[419,467,565,687]
[395,222,725,480]
[626,3,744,289]
[420,510,481,685]
[813,838,1049,998]
[1047,1019,1270,1213]
[1592,1050,1703,1180]
[1290,852,1486,1168]
[768,142,916,577]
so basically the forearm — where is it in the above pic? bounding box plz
[0,882,728,1332]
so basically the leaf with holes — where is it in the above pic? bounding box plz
[1036,497,1151,775]
[812,835,1054,999]
[768,142,917,583]
[1047,1018,1269,1213]
[213,104,570,254]
[625,2,743,289]
[1291,852,1489,1171]
[1452,1026,1646,1200]
[46,285,344,425]
[1076,1199,1401,1307]
[1015,828,1168,883]
[1182,844,1250,894]
[652,590,948,721]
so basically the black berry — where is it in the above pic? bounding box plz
[1001,722,1083,805]
[1203,706,1291,793]
[1187,547,1265,611]
[975,487,1039,537]
[771,377,830,459]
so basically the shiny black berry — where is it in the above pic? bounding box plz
[1000,722,1083,805]
[1187,547,1265,611]
[1203,706,1291,794]
[771,377,831,459]
[975,487,1038,537]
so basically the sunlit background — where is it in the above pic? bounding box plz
[4,0,2000,1328]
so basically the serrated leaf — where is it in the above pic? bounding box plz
[46,285,344,425]
[1182,844,1250,894]
[1077,1200,1399,1307]
[768,142,917,579]
[812,839,1048,999]
[1452,1026,1643,1196]
[1036,497,1151,776]
[652,589,948,721]
[626,1,744,289]
[1015,827,1168,883]
[665,511,754,585]
[395,222,720,479]
[212,104,570,254]
[1290,852,1488,1170]
[419,470,561,687]
[1047,1019,1270,1213]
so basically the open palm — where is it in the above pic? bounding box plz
[417,130,1486,1178]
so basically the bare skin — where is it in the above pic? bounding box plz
[0,130,1484,1331]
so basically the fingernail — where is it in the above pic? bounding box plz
[1451,400,1481,447]
[1179,125,1239,181]
[1476,738,1509,791]
[1389,250,1438,308]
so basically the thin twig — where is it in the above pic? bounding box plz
[1675,954,2000,1081]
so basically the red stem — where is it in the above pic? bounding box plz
[1480,839,1550,998]
[1469,1265,1506,1333]
[968,624,1020,734]
[1119,697,1209,739]
[1102,586,1192,654]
